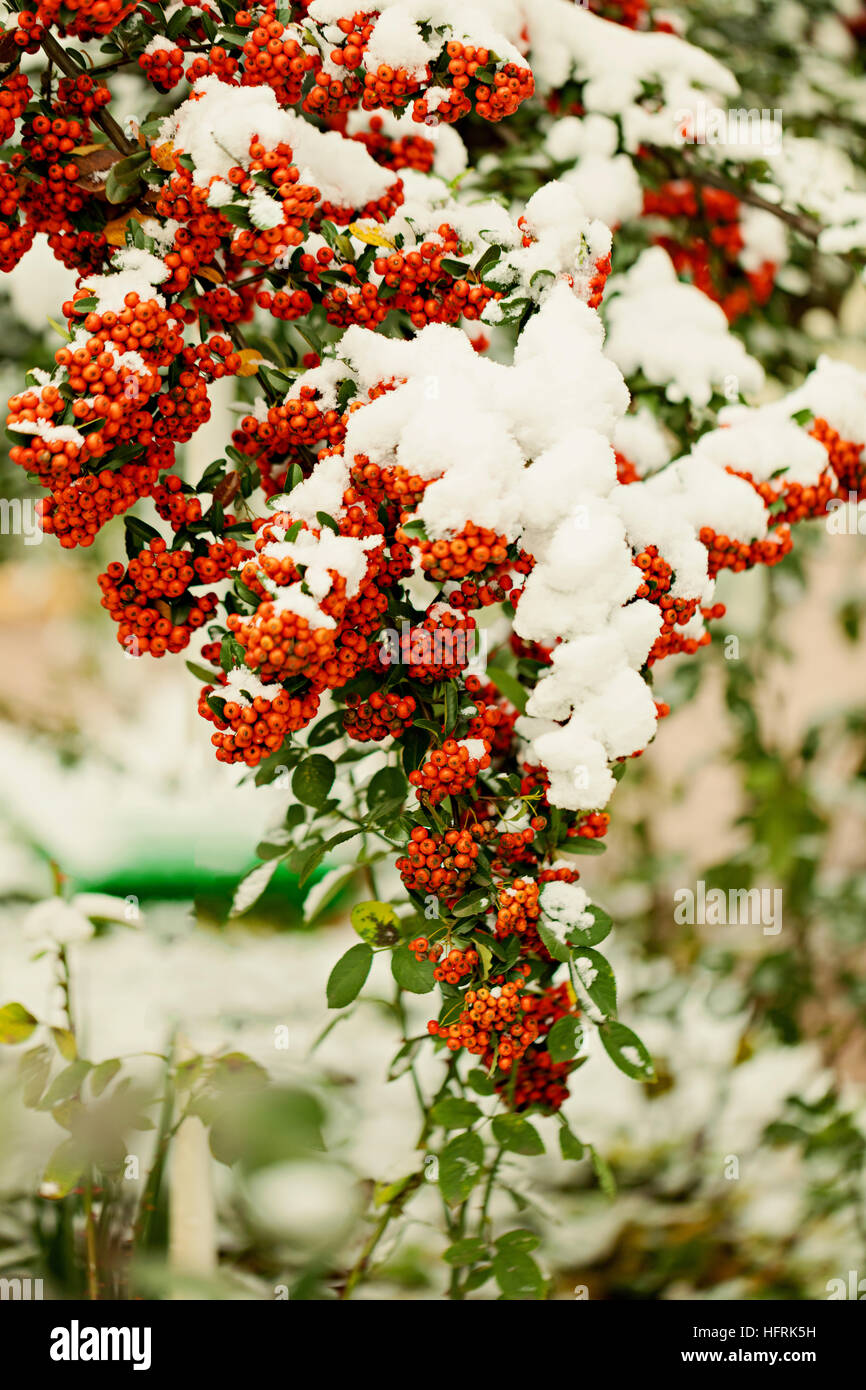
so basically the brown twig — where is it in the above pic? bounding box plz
[40,31,137,156]
[650,144,823,242]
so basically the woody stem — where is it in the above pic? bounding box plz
[39,31,137,157]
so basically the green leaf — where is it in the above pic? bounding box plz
[571,947,617,1018]
[546,1015,582,1064]
[51,1027,77,1061]
[186,659,219,685]
[166,3,193,37]
[474,243,502,280]
[537,918,571,964]
[326,943,373,1008]
[567,837,607,856]
[495,1228,540,1254]
[218,204,251,227]
[599,1020,654,1081]
[90,1058,122,1098]
[569,904,612,947]
[472,934,493,979]
[52,1098,85,1132]
[104,150,149,205]
[124,515,161,556]
[484,665,527,714]
[452,889,491,919]
[589,1144,616,1198]
[307,710,345,747]
[291,828,359,888]
[18,1045,52,1107]
[292,754,335,808]
[444,681,459,733]
[491,1114,544,1155]
[38,1060,92,1109]
[559,1126,585,1162]
[366,764,407,811]
[391,944,435,994]
[439,1131,485,1205]
[466,1067,495,1096]
[492,1245,545,1300]
[444,1236,487,1266]
[430,1097,482,1130]
[350,900,400,948]
[0,1002,38,1045]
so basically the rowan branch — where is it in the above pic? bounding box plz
[40,30,137,156]
[650,144,823,243]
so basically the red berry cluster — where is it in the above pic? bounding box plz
[414,45,534,125]
[237,19,317,106]
[56,74,112,117]
[97,537,237,658]
[379,607,479,683]
[495,983,580,1112]
[811,417,865,498]
[342,690,417,741]
[397,824,483,900]
[631,545,706,663]
[0,73,31,144]
[615,450,640,485]
[427,968,540,1071]
[643,181,777,323]
[408,737,491,806]
[414,522,510,582]
[0,162,33,273]
[431,947,479,985]
[200,681,322,766]
[349,116,437,174]
[226,507,389,700]
[726,464,836,527]
[7,289,184,496]
[699,525,794,576]
[570,811,610,841]
[26,0,137,40]
[37,461,161,549]
[139,43,186,92]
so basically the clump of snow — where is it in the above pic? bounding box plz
[309,0,527,77]
[604,248,764,407]
[162,78,394,209]
[722,356,866,451]
[544,115,642,228]
[220,669,286,705]
[263,528,381,603]
[613,409,672,476]
[525,0,737,151]
[484,180,612,321]
[539,879,594,945]
[81,247,169,314]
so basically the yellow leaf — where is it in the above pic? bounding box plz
[51,1027,78,1061]
[349,220,395,249]
[195,265,225,285]
[103,210,147,248]
[236,349,265,377]
[70,143,107,156]
[151,141,177,171]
